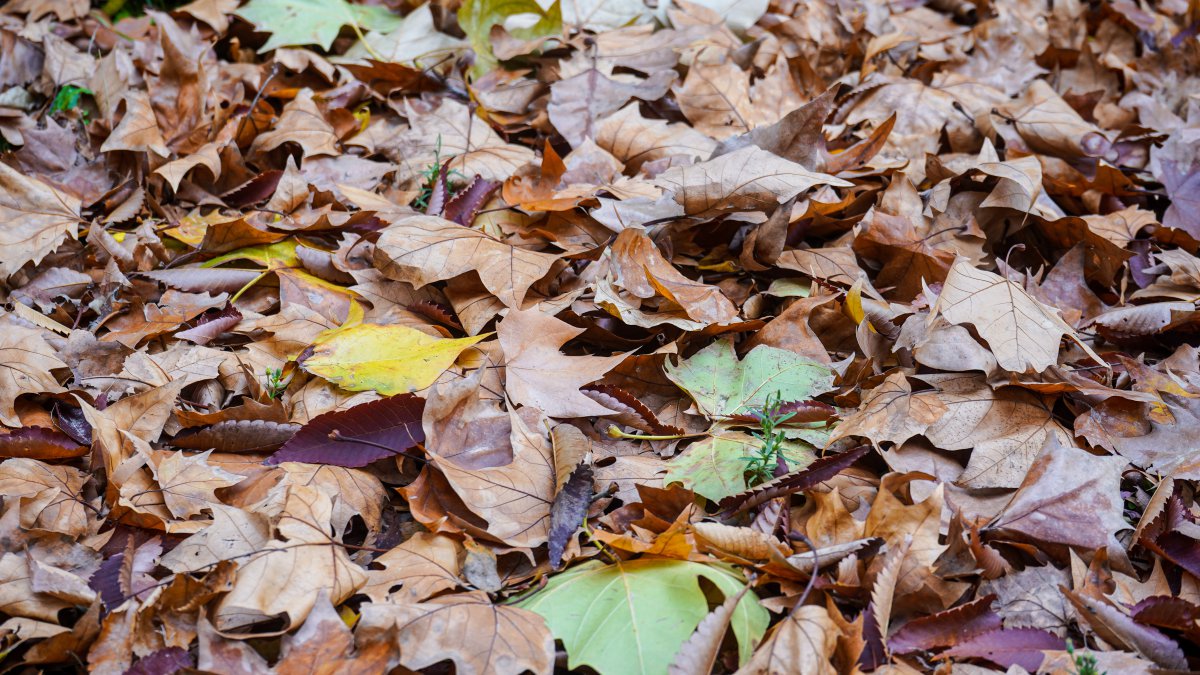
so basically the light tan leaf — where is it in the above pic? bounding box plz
[99,90,169,157]
[498,307,626,418]
[361,532,463,604]
[151,450,244,520]
[605,228,739,326]
[932,258,1095,373]
[595,103,717,173]
[249,88,339,158]
[0,321,66,427]
[358,591,555,675]
[0,162,82,279]
[735,605,841,675]
[657,146,850,219]
[431,405,555,547]
[0,458,93,538]
[374,215,558,308]
[214,484,367,631]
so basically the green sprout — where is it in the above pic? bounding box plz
[48,84,93,124]
[1066,640,1104,675]
[265,367,288,400]
[412,135,467,212]
[741,392,797,486]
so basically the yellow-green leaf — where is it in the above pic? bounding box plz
[458,0,561,78]
[300,324,490,395]
[202,240,300,269]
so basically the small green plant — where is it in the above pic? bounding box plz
[48,84,93,124]
[1066,640,1104,675]
[412,136,467,212]
[741,392,797,486]
[265,367,288,399]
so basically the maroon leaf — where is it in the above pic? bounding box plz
[1132,596,1200,644]
[718,444,871,516]
[548,462,593,569]
[889,594,1001,653]
[221,170,283,208]
[266,394,425,468]
[424,162,451,216]
[582,384,685,436]
[175,305,243,345]
[443,175,500,226]
[724,399,837,425]
[125,647,193,675]
[858,603,887,671]
[0,426,87,460]
[53,403,93,446]
[172,420,300,453]
[938,627,1065,671]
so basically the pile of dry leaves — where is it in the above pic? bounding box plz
[1,0,1200,672]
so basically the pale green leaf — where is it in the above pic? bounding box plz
[516,559,767,675]
[236,0,403,52]
[664,429,815,502]
[664,339,833,417]
[458,0,561,78]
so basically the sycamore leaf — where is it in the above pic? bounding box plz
[497,307,625,418]
[933,259,1098,373]
[665,339,833,418]
[517,559,768,675]
[267,394,424,467]
[0,162,81,279]
[0,322,67,427]
[374,215,558,308]
[235,0,403,52]
[359,591,555,675]
[299,324,488,395]
[735,605,841,675]
[664,430,814,503]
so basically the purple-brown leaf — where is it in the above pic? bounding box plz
[266,394,425,467]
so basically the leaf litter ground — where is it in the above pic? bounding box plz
[1,0,1200,673]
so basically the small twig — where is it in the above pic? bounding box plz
[787,530,821,607]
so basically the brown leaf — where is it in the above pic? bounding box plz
[0,162,82,278]
[357,591,555,675]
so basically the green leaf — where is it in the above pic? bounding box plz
[236,0,404,52]
[516,559,767,675]
[664,339,834,418]
[201,240,299,269]
[664,429,815,502]
[457,0,561,78]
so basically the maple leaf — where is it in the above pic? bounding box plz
[235,0,403,52]
[0,162,81,279]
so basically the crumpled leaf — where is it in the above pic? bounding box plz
[0,162,81,279]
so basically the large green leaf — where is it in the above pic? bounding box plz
[664,339,834,417]
[236,0,404,52]
[664,430,815,502]
[516,559,767,675]
[458,0,561,78]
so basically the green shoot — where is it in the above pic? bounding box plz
[1066,640,1105,675]
[412,135,467,212]
[741,392,797,486]
[49,84,93,124]
[265,367,288,399]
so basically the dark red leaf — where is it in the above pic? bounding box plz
[718,444,871,516]
[172,420,300,453]
[125,646,193,675]
[548,462,593,569]
[443,175,500,226]
[889,594,1001,653]
[266,394,425,468]
[858,603,887,671]
[0,426,87,460]
[1131,596,1200,644]
[582,384,685,436]
[175,305,243,345]
[724,399,837,425]
[53,403,93,446]
[221,170,283,208]
[938,627,1065,671]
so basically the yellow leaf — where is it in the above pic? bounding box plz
[301,324,490,395]
[202,240,300,269]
